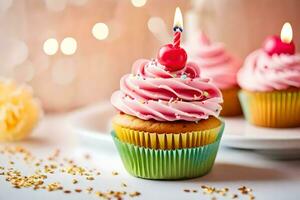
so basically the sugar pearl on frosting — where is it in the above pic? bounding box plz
[139,100,145,104]
[136,74,143,80]
[180,74,187,79]
[149,61,156,67]
[203,91,209,97]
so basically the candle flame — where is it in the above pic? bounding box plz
[280,22,293,43]
[173,7,183,31]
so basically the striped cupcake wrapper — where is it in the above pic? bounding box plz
[239,90,300,128]
[113,123,222,150]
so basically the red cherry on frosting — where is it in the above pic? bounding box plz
[263,35,295,56]
[157,44,187,71]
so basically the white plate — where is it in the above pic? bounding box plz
[222,117,300,159]
[68,103,300,158]
[68,102,116,154]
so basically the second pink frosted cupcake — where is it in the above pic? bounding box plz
[186,32,242,116]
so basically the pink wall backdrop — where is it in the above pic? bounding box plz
[0,0,299,112]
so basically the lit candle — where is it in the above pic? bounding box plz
[157,7,187,71]
[173,7,183,48]
[263,22,295,56]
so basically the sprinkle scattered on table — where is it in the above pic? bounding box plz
[0,145,141,199]
[112,171,119,176]
[182,184,255,200]
[0,145,259,200]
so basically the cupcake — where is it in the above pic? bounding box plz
[111,58,224,179]
[186,32,242,116]
[237,23,300,128]
[110,8,224,180]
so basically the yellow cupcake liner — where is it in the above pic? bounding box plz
[239,89,300,128]
[113,122,223,150]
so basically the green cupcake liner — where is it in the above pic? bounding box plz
[112,123,224,180]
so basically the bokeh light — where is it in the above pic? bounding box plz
[43,38,59,55]
[60,37,77,55]
[147,17,170,43]
[0,38,28,68]
[147,17,165,34]
[92,23,109,40]
[131,0,147,7]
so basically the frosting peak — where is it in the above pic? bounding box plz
[237,50,300,91]
[186,32,241,89]
[111,59,223,122]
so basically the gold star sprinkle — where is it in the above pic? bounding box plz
[129,191,141,197]
[74,189,82,193]
[72,179,78,184]
[238,186,252,195]
[112,171,119,176]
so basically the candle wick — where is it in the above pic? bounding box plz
[173,26,183,32]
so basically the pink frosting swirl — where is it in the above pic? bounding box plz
[111,59,223,122]
[237,50,300,91]
[186,33,241,89]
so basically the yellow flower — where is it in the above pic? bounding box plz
[0,79,41,141]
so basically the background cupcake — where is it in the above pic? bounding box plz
[237,23,300,128]
[186,32,242,116]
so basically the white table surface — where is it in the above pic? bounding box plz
[0,114,300,200]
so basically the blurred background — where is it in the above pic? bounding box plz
[0,0,299,112]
